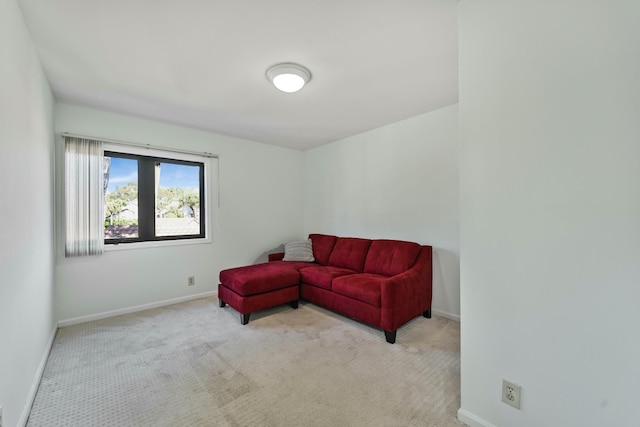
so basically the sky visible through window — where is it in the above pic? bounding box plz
[107,157,199,192]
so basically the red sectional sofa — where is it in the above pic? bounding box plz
[218,234,432,343]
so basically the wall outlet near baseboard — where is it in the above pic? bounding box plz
[188,276,195,286]
[502,380,521,409]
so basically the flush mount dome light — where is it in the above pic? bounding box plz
[266,63,311,93]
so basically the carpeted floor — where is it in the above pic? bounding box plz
[27,297,463,427]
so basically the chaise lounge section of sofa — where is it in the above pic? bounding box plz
[218,234,432,343]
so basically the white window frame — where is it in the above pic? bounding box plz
[102,143,212,251]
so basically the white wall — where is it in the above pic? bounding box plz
[303,105,460,319]
[0,1,56,426]
[458,2,640,426]
[55,103,305,321]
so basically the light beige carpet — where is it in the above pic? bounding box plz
[27,297,463,427]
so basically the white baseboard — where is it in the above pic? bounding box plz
[432,308,460,322]
[19,325,58,427]
[57,291,216,327]
[457,408,497,427]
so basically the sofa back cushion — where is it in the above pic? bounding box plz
[363,239,421,276]
[309,234,338,265]
[328,237,372,272]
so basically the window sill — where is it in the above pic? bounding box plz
[104,236,211,252]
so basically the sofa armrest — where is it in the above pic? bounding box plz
[268,252,285,262]
[380,246,432,331]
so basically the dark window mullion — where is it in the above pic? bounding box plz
[138,159,156,240]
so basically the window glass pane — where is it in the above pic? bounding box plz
[155,162,201,237]
[104,156,139,239]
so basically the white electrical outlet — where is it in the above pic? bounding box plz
[188,276,195,286]
[502,380,521,409]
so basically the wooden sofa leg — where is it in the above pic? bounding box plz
[289,300,299,309]
[219,299,226,308]
[241,313,251,325]
[423,309,431,318]
[384,330,397,344]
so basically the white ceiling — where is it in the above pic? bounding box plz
[19,0,458,150]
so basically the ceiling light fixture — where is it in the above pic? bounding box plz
[266,63,311,93]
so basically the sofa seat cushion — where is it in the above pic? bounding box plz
[364,239,421,276]
[328,237,372,272]
[332,273,386,307]
[299,265,357,290]
[220,262,308,296]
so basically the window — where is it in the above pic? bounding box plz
[104,150,206,244]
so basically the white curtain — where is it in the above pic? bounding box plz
[65,137,104,257]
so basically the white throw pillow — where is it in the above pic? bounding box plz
[282,239,315,262]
